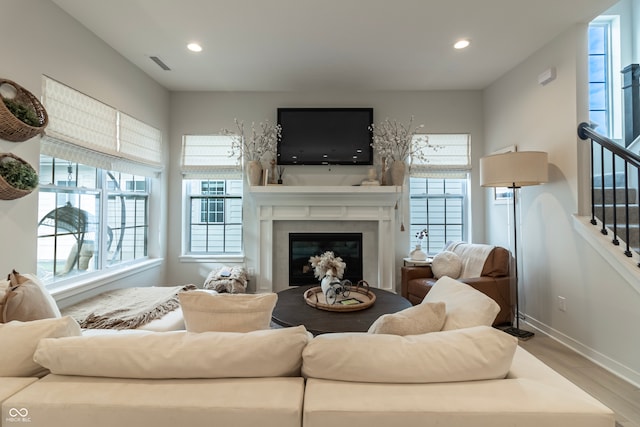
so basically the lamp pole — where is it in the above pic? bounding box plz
[504,184,534,339]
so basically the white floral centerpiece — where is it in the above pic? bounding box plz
[309,251,346,280]
[309,251,347,297]
[221,118,281,185]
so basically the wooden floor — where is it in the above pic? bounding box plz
[519,331,640,427]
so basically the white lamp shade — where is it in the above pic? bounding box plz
[479,151,548,188]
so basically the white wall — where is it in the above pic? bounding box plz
[484,24,640,386]
[167,90,485,289]
[0,0,170,304]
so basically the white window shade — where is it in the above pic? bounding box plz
[42,77,118,156]
[119,113,163,166]
[41,76,163,177]
[40,137,114,171]
[181,135,241,179]
[410,134,471,178]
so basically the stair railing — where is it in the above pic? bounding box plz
[578,122,640,266]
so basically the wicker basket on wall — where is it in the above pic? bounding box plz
[0,152,38,200]
[0,79,48,142]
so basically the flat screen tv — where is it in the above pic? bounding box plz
[277,107,373,165]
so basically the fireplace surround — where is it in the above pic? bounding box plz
[250,185,400,293]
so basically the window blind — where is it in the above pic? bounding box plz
[119,113,163,166]
[41,76,163,176]
[42,77,118,156]
[181,135,241,179]
[410,134,471,178]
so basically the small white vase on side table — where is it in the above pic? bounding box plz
[409,244,428,261]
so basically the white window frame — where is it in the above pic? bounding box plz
[38,76,163,291]
[37,159,151,289]
[180,135,244,262]
[408,134,471,254]
[589,16,622,140]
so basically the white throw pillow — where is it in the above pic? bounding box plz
[179,291,277,332]
[1,271,61,323]
[35,326,311,379]
[0,278,9,302]
[431,251,462,279]
[302,325,517,383]
[0,316,81,377]
[422,276,500,330]
[367,302,445,335]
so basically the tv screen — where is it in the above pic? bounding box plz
[277,108,373,165]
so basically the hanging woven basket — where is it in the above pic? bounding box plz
[0,79,48,142]
[0,152,38,200]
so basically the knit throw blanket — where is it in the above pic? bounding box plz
[62,285,196,330]
[446,242,495,279]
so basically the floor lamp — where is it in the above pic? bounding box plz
[479,151,548,339]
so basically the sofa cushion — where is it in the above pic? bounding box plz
[303,345,615,427]
[1,271,61,323]
[34,325,311,379]
[422,276,500,330]
[367,302,445,335]
[4,375,305,427]
[0,316,81,377]
[179,291,277,332]
[302,325,517,383]
[431,251,462,279]
[0,377,38,404]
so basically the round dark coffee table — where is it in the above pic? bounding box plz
[272,285,412,335]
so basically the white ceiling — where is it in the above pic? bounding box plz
[51,0,618,92]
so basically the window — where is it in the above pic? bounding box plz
[37,158,150,282]
[409,134,470,255]
[181,135,243,255]
[409,177,466,253]
[37,76,162,287]
[588,17,621,139]
[589,23,610,136]
[185,179,242,253]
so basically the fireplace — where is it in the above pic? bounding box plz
[249,186,399,293]
[289,233,363,285]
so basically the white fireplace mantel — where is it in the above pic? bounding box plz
[250,185,401,293]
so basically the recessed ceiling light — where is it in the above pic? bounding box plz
[454,39,470,50]
[187,43,203,52]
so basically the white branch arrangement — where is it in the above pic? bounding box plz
[369,116,434,166]
[222,119,282,162]
[309,251,346,280]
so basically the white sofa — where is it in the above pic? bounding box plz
[1,324,614,427]
[0,279,615,427]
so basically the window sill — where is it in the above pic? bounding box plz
[179,254,245,263]
[49,258,164,301]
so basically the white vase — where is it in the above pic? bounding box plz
[410,244,428,261]
[246,160,262,186]
[320,274,339,295]
[390,160,406,186]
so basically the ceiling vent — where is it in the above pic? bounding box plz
[149,56,171,71]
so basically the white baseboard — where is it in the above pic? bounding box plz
[524,315,640,389]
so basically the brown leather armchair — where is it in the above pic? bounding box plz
[401,243,513,326]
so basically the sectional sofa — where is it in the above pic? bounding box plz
[0,277,615,427]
